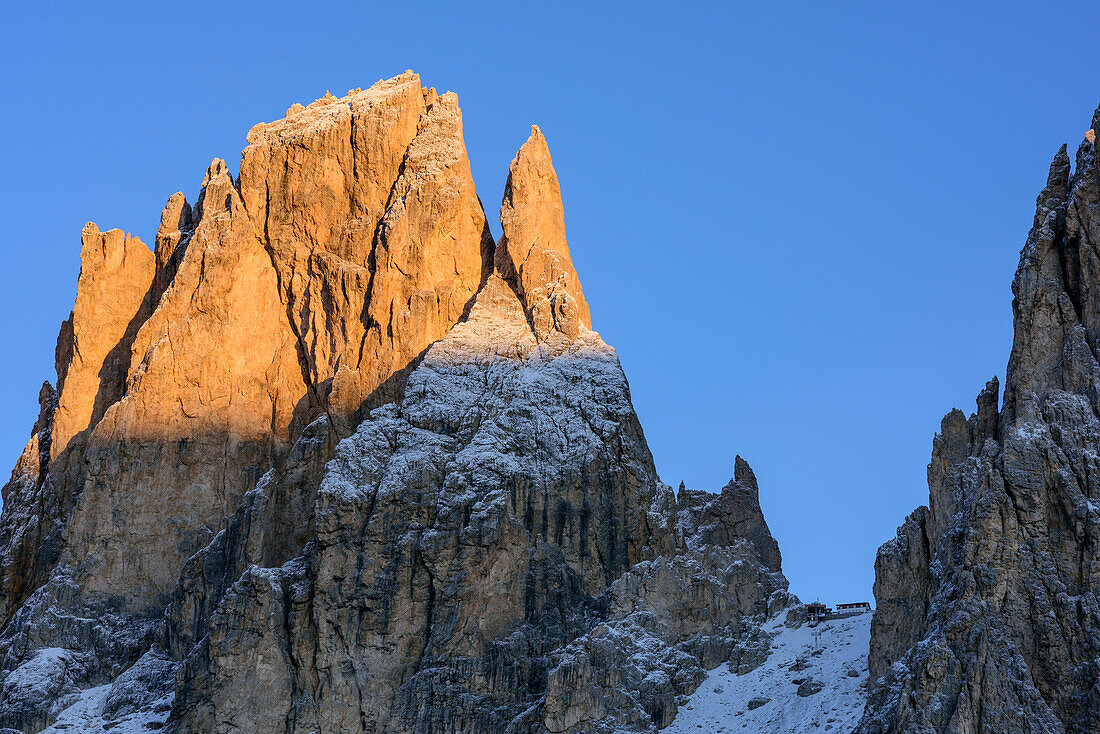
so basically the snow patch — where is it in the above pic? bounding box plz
[665,612,871,733]
[38,681,173,733]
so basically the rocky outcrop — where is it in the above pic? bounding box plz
[677,457,784,573]
[51,225,157,470]
[859,114,1100,733]
[537,547,791,733]
[0,72,791,734]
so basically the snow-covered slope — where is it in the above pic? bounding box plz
[36,684,172,734]
[667,611,871,733]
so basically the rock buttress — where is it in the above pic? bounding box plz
[496,125,591,342]
[0,223,155,629]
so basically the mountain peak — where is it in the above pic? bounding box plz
[0,74,790,734]
[860,100,1100,734]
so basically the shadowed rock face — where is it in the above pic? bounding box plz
[166,275,790,734]
[170,275,667,732]
[859,111,1100,734]
[0,72,790,734]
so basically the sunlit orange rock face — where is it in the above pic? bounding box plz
[0,224,157,623]
[237,71,494,433]
[2,72,497,617]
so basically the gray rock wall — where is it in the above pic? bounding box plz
[859,112,1100,734]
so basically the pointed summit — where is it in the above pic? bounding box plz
[496,125,591,341]
[1004,138,1097,423]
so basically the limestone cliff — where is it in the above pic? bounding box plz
[859,112,1100,733]
[0,72,791,734]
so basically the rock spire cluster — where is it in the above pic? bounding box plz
[0,72,791,734]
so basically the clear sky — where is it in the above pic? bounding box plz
[1,1,1098,606]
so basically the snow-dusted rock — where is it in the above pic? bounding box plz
[170,274,718,733]
[666,612,872,733]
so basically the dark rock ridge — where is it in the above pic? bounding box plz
[0,72,792,733]
[859,110,1100,733]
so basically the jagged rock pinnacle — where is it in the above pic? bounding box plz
[497,125,592,341]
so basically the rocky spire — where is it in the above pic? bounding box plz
[496,125,592,341]
[859,111,1100,734]
[0,224,155,629]
[676,456,783,573]
[1001,142,1087,423]
[152,191,192,301]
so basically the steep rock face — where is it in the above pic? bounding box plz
[531,473,790,734]
[0,72,791,734]
[0,159,311,732]
[859,115,1100,733]
[536,545,791,734]
[60,159,309,612]
[238,71,493,432]
[51,225,157,470]
[152,191,193,300]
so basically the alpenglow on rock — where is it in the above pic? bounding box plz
[0,72,793,734]
[858,110,1100,734]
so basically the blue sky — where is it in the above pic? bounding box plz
[1,1,1098,606]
